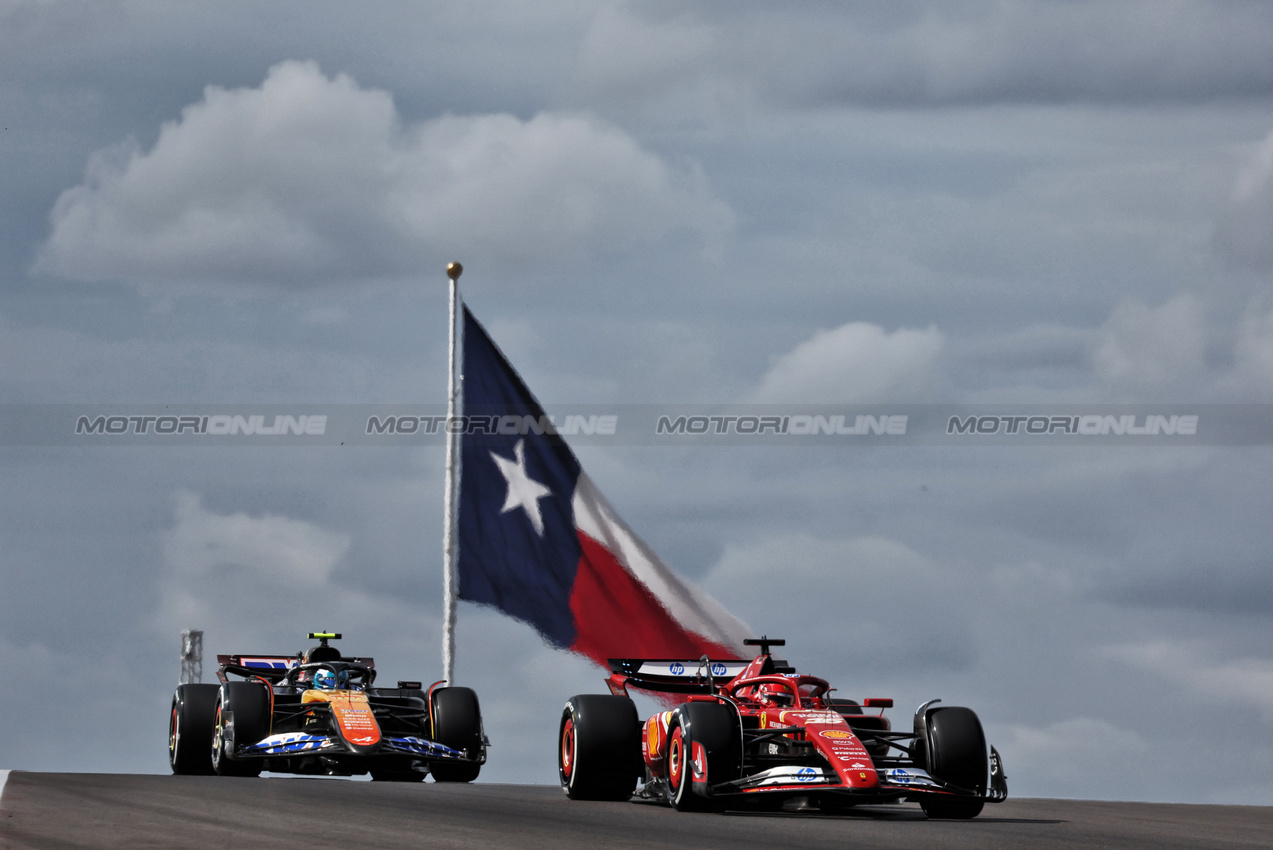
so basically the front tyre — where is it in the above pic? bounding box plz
[169,684,218,775]
[665,702,740,812]
[429,686,483,782]
[918,706,987,819]
[558,695,641,801]
[211,683,269,777]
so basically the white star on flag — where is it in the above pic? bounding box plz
[490,438,552,535]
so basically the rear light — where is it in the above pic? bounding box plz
[863,698,893,708]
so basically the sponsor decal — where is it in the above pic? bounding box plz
[739,766,834,788]
[245,733,327,755]
[820,729,852,740]
[238,657,297,670]
[883,768,939,789]
[780,710,841,725]
[669,662,685,675]
[388,737,462,758]
[710,662,727,676]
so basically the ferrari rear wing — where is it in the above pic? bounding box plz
[606,658,749,696]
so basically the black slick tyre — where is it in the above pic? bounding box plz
[918,706,987,819]
[169,684,219,775]
[665,702,739,812]
[210,683,269,777]
[559,694,641,801]
[429,686,483,782]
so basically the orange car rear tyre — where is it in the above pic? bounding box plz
[169,684,218,775]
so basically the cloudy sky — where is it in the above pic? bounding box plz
[3,0,1273,804]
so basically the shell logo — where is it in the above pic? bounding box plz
[820,729,852,740]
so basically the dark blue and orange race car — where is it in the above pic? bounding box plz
[559,637,1006,818]
[168,633,486,782]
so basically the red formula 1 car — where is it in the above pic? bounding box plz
[168,633,486,782]
[558,637,1006,818]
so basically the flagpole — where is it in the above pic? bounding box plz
[441,261,463,685]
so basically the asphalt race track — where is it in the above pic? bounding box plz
[1,773,1270,849]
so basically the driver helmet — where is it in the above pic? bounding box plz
[758,684,793,707]
[313,668,337,690]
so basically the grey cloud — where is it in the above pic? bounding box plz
[574,1,1273,117]
[704,533,979,674]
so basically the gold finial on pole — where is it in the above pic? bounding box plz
[447,261,463,281]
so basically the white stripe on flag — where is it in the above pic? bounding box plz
[572,473,751,652]
[0,770,11,808]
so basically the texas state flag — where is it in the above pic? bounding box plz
[457,306,750,666]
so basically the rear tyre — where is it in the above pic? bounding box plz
[918,706,987,819]
[666,702,740,812]
[558,694,641,801]
[211,683,270,777]
[169,684,219,775]
[429,686,483,782]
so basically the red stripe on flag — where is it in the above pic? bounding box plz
[568,531,735,667]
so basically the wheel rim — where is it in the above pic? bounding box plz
[668,727,685,792]
[169,703,179,758]
[560,717,575,780]
[211,704,224,764]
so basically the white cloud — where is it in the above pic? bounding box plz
[1106,640,1273,722]
[751,321,944,403]
[35,60,732,292]
[1091,294,1207,396]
